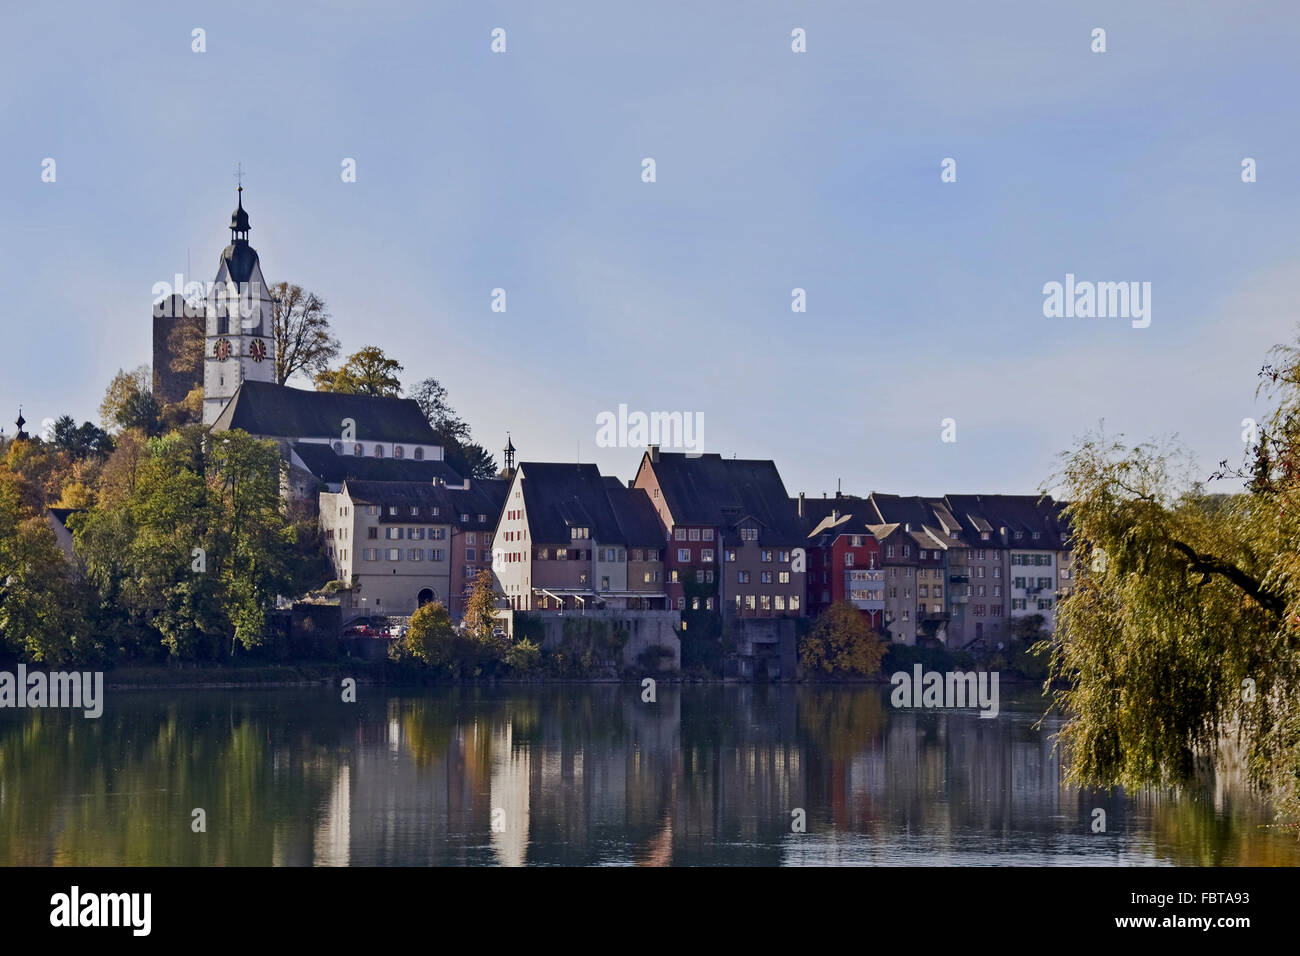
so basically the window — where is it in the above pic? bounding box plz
[701,548,714,563]
[845,553,855,567]
[1012,598,1027,610]
[677,548,691,562]
[992,566,1000,578]
[600,576,610,590]
[408,549,423,561]
[367,505,379,516]
[466,548,476,561]
[332,441,343,454]
[385,527,403,540]
[779,550,790,562]
[572,526,589,539]
[935,585,943,597]
[675,528,687,541]
[902,546,911,558]
[740,528,758,542]
[790,595,799,611]
[1031,531,1041,540]
[429,549,445,561]
[1037,599,1053,610]
[703,529,714,541]
[761,571,773,584]
[745,595,756,610]
[919,585,928,597]
[992,585,1000,597]
[760,595,771,612]
[738,571,751,584]
[919,549,927,560]
[980,531,990,541]
[851,535,864,547]
[430,528,446,540]
[688,528,700,541]
[725,550,736,562]
[779,571,790,584]
[761,550,773,562]
[977,585,986,597]
[367,527,378,539]
[974,604,986,616]
[414,448,424,460]
[669,569,679,583]
[704,570,713,583]
[374,445,384,458]
[556,548,567,560]
[465,532,476,546]
[886,545,895,558]
[386,548,401,561]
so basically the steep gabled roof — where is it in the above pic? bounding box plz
[443,478,510,529]
[292,442,461,485]
[212,381,438,444]
[646,452,803,545]
[604,478,666,547]
[517,462,626,544]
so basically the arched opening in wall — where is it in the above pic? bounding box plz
[417,588,436,607]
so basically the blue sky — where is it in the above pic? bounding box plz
[3,1,1298,498]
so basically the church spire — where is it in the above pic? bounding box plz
[230,186,250,243]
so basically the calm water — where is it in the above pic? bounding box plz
[1,684,1295,866]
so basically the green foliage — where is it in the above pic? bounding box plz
[314,346,403,397]
[1049,344,1300,818]
[396,602,456,666]
[799,600,886,676]
[504,638,541,674]
[72,428,298,661]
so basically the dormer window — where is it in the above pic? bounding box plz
[572,527,589,540]
[1014,531,1023,540]
[980,531,990,541]
[395,445,405,459]
[333,441,343,454]
[354,444,363,456]
[414,447,424,461]
[374,445,384,458]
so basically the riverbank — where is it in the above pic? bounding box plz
[99,662,1049,689]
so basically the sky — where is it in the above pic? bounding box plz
[2,0,1298,499]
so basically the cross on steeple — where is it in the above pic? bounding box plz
[234,162,244,193]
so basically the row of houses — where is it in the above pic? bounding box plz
[44,378,1073,645]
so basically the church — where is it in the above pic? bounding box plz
[152,188,461,504]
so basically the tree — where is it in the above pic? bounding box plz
[270,282,340,386]
[399,601,456,666]
[409,378,498,478]
[314,346,403,397]
[1050,341,1300,820]
[410,378,470,444]
[459,443,499,480]
[0,516,91,664]
[799,601,886,676]
[99,367,160,435]
[52,415,113,461]
[462,569,502,642]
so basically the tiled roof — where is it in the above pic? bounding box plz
[292,442,461,485]
[212,381,438,444]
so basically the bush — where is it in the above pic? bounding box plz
[504,638,541,674]
[799,601,887,676]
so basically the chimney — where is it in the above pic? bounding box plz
[627,478,635,489]
[832,509,840,522]
[648,444,659,463]
[797,492,805,517]
[904,522,911,532]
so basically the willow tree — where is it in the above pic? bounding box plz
[1049,344,1300,819]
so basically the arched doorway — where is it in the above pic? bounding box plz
[417,588,436,607]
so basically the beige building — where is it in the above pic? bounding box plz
[319,480,455,618]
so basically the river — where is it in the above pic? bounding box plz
[1,684,1295,865]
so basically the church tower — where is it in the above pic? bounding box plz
[203,186,277,424]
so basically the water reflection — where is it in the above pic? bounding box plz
[0,686,1294,866]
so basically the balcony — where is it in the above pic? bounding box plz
[949,574,970,585]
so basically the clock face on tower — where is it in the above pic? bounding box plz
[214,338,232,361]
[249,339,267,362]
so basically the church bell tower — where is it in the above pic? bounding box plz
[203,183,277,424]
